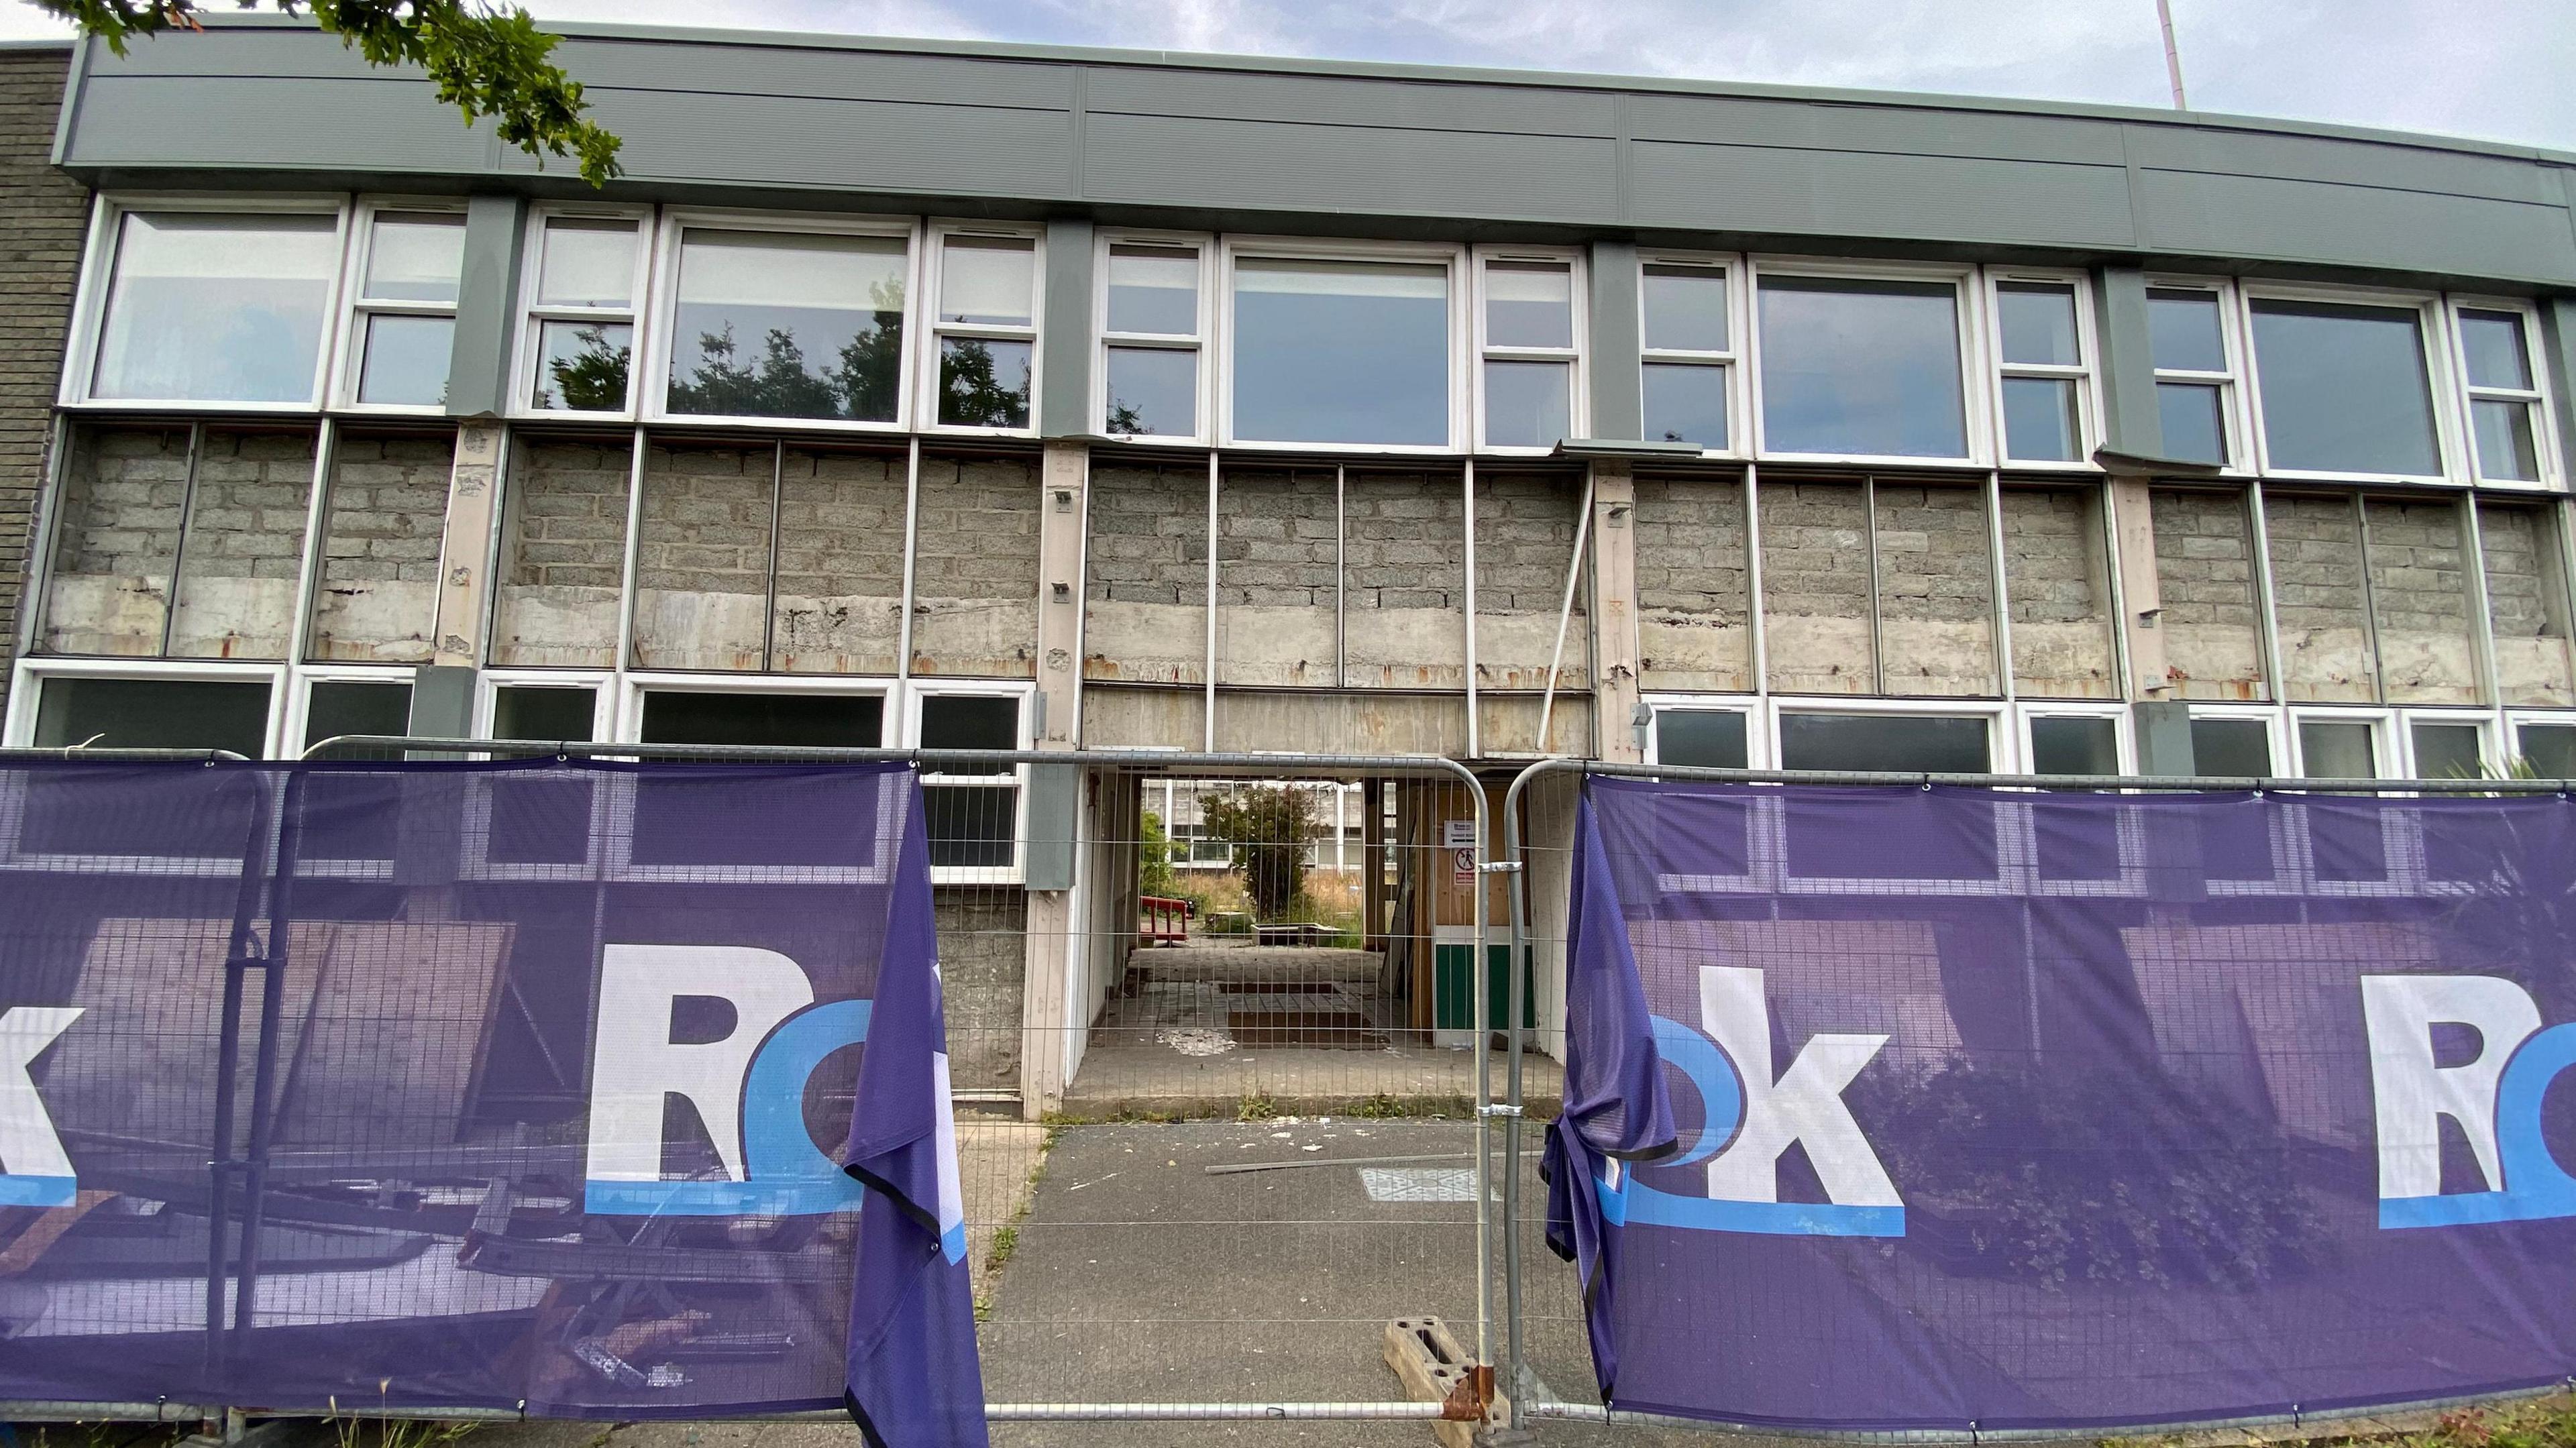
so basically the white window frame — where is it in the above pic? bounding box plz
[477,668,617,743]
[2285,704,2396,780]
[2015,701,2133,777]
[612,671,894,750]
[332,197,469,416]
[2185,702,2287,778]
[4,655,290,758]
[1218,235,1470,455]
[1983,268,2102,473]
[2393,707,2496,781]
[2239,280,2461,486]
[1093,229,1214,446]
[510,203,655,422]
[288,662,418,758]
[62,192,352,413]
[1748,256,1990,469]
[1635,251,1748,459]
[2445,296,2563,492]
[2505,710,2576,773]
[1640,693,1768,770]
[903,679,1035,886]
[640,207,922,435]
[1472,245,1588,455]
[2143,276,2254,475]
[918,221,1044,439]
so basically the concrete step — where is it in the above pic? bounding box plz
[1124,944,1383,985]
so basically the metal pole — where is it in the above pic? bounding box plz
[2156,0,2189,109]
[1536,471,1596,755]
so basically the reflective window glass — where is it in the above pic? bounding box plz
[2002,376,2080,463]
[2410,722,2483,781]
[357,313,455,407]
[1777,712,1990,772]
[941,237,1034,326]
[2190,718,2272,777]
[2157,382,2227,465]
[1655,709,1748,769]
[1757,276,1967,458]
[1643,363,1727,447]
[2147,287,2226,372]
[535,218,636,309]
[2030,715,2119,775]
[2250,299,2438,475]
[1483,360,1570,449]
[363,213,464,304]
[2473,398,2541,482]
[1996,282,2080,366]
[1106,346,1197,437]
[93,212,338,403]
[1642,264,1727,352]
[2518,722,2576,778]
[666,229,907,422]
[940,337,1032,428]
[531,321,633,411]
[1484,262,1571,349]
[2298,719,2378,779]
[1108,245,1199,335]
[2459,309,2533,392]
[1232,258,1450,447]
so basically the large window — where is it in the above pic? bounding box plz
[660,225,909,424]
[2146,284,2239,467]
[1778,711,1991,772]
[341,207,464,410]
[1477,252,1578,451]
[89,209,340,405]
[2451,302,2551,486]
[1756,272,1968,459]
[521,213,643,414]
[1989,276,2092,465]
[928,230,1037,431]
[1099,239,1205,440]
[28,672,273,756]
[1638,258,1734,450]
[2249,295,2441,478]
[1650,706,1750,769]
[911,689,1026,873]
[1229,252,1453,448]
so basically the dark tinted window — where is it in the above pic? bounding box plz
[492,685,596,743]
[920,695,1019,753]
[2030,716,2119,776]
[34,675,270,756]
[1778,713,1989,773]
[2190,718,2272,777]
[304,681,413,753]
[640,691,883,749]
[1655,710,1748,769]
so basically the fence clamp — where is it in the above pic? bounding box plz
[1477,1103,1523,1119]
[1478,860,1521,875]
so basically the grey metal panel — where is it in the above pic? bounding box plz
[447,195,525,421]
[2093,266,2159,457]
[1589,241,1642,441]
[2133,699,2194,776]
[2133,166,2576,284]
[1084,112,1617,223]
[2539,298,2576,460]
[1083,64,1615,137]
[407,665,477,738]
[552,36,1075,111]
[1040,217,1093,438]
[1022,761,1079,890]
[511,88,1077,199]
[70,27,382,79]
[1627,93,2126,166]
[65,74,493,172]
[2123,123,2559,206]
[1631,140,2135,249]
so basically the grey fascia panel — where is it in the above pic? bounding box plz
[68,25,384,79]
[1083,111,1617,223]
[1588,241,1642,443]
[447,194,525,421]
[1040,217,1095,439]
[1625,92,2127,167]
[1082,64,1616,138]
[2121,123,2561,207]
[1631,140,2135,249]
[2091,266,2160,459]
[2133,167,2576,285]
[66,74,493,172]
[2538,299,2576,459]
[549,37,1076,111]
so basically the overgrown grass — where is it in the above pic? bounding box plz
[1236,1092,1279,1121]
[2107,1394,2576,1448]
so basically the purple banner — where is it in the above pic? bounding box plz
[1554,777,2576,1432]
[0,759,922,1417]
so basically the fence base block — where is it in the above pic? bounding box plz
[1383,1315,1503,1448]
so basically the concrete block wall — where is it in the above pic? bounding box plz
[1085,463,1208,686]
[1872,482,1996,697]
[2477,500,2576,706]
[2000,486,2117,699]
[773,445,905,676]
[307,431,450,664]
[2262,492,2376,703]
[1635,474,1752,693]
[164,428,316,663]
[1471,471,1588,691]
[0,46,87,714]
[1342,471,1464,689]
[1758,480,1874,695]
[490,436,629,667]
[2363,499,2481,706]
[910,454,1038,678]
[2150,488,2267,701]
[935,889,1026,1092]
[1214,466,1336,687]
[42,425,191,656]
[631,442,773,671]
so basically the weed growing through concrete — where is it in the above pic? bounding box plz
[1236,1092,1279,1121]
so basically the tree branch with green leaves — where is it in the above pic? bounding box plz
[38,0,623,184]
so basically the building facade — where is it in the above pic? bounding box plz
[7,19,2576,1107]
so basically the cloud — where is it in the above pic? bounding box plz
[1,0,2566,148]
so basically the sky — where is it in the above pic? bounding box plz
[5,0,2571,152]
